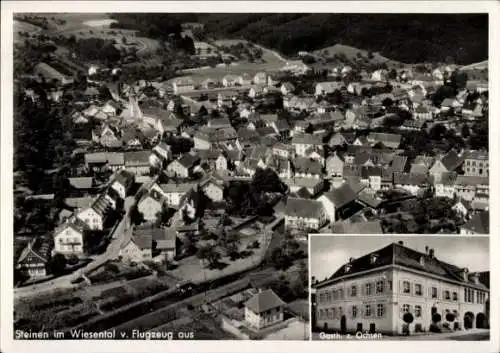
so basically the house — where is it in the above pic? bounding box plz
[244,289,286,330]
[120,232,153,263]
[207,117,232,129]
[460,211,489,235]
[193,126,239,150]
[75,195,110,231]
[222,74,242,87]
[293,157,323,179]
[153,182,196,207]
[315,241,489,335]
[400,119,425,131]
[137,191,165,222]
[166,153,201,179]
[315,81,344,96]
[272,143,295,159]
[253,72,267,85]
[360,166,383,191]
[124,151,151,175]
[440,98,461,112]
[316,183,358,223]
[330,220,383,234]
[280,82,295,96]
[150,142,172,167]
[367,132,402,149]
[393,173,429,195]
[433,172,457,199]
[110,170,135,199]
[68,177,95,193]
[173,77,195,94]
[429,150,464,183]
[410,155,434,175]
[326,153,345,178]
[291,133,324,157]
[284,197,327,231]
[53,218,87,256]
[452,198,472,219]
[454,175,489,202]
[16,236,52,279]
[144,108,183,136]
[92,124,122,148]
[463,150,488,177]
[413,105,433,121]
[200,176,225,202]
[328,132,355,148]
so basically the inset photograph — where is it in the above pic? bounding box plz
[310,235,489,340]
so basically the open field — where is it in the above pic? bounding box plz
[179,39,287,81]
[14,20,42,42]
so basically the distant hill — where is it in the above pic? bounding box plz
[107,13,488,65]
[312,44,405,68]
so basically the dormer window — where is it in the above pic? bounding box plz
[419,256,425,266]
[370,253,378,264]
[345,264,352,272]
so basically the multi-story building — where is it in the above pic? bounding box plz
[314,241,489,335]
[463,151,488,177]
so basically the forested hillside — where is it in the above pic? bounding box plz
[109,13,488,64]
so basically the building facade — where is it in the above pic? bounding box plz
[315,242,489,335]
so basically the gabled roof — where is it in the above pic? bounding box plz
[454,175,489,186]
[134,225,176,250]
[394,172,428,186]
[331,220,383,234]
[177,153,201,169]
[113,170,135,189]
[291,133,323,145]
[317,242,489,290]
[124,150,150,165]
[440,149,464,171]
[321,183,357,208]
[293,157,322,175]
[244,289,286,313]
[285,197,324,219]
[17,236,51,266]
[68,177,94,190]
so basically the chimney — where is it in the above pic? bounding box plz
[429,248,435,259]
[425,245,429,254]
[472,272,480,285]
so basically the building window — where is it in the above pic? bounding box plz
[402,304,410,314]
[352,305,357,318]
[339,289,344,299]
[365,283,373,296]
[319,309,324,319]
[453,292,458,301]
[333,290,338,300]
[376,281,384,294]
[471,290,475,303]
[326,291,331,303]
[403,281,410,294]
[415,283,423,296]
[365,304,372,317]
[351,285,357,297]
[444,290,451,300]
[377,304,384,317]
[415,305,422,317]
[432,287,438,298]
[332,308,337,319]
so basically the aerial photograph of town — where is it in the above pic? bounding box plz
[11,12,488,340]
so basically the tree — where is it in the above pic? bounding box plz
[382,97,394,107]
[251,168,286,194]
[196,244,221,268]
[46,253,67,276]
[461,124,470,139]
[403,312,414,335]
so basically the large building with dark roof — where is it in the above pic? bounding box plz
[314,241,489,335]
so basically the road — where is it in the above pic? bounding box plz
[14,178,156,298]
